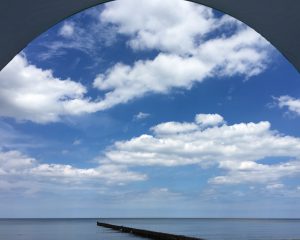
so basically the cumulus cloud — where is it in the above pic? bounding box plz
[195,113,224,127]
[0,0,272,123]
[277,95,300,116]
[0,150,146,191]
[92,0,271,110]
[93,53,210,108]
[151,122,198,135]
[211,161,300,184]
[100,0,224,55]
[102,113,300,184]
[0,54,110,123]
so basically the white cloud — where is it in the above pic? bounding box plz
[0,0,272,123]
[195,113,224,127]
[0,151,35,172]
[92,0,271,110]
[0,54,108,123]
[211,160,300,184]
[41,9,117,60]
[266,183,284,190]
[0,150,146,191]
[151,122,198,135]
[196,27,269,78]
[100,0,224,55]
[93,53,210,108]
[277,95,300,116]
[73,139,81,145]
[134,112,150,120]
[101,113,300,184]
[59,22,75,38]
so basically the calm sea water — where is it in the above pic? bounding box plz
[0,218,300,240]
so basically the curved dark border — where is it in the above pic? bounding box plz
[0,0,299,72]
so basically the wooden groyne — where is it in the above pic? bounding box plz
[97,221,204,240]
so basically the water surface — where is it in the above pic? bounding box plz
[1,218,300,240]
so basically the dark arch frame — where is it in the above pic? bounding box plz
[0,0,300,72]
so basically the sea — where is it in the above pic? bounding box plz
[0,218,300,240]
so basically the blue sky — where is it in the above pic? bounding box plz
[1,0,300,218]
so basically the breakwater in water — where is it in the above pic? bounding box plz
[97,221,204,240]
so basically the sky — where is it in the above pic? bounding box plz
[0,0,300,218]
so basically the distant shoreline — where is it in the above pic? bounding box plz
[1,217,300,220]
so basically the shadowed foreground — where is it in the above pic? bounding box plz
[97,221,204,240]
